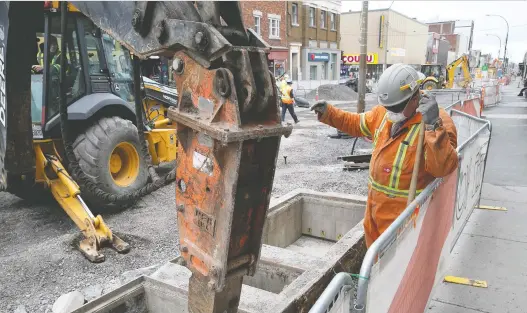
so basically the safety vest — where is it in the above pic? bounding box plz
[37,51,62,71]
[321,105,458,199]
[280,85,294,104]
[37,52,44,66]
[51,52,63,73]
[319,104,459,246]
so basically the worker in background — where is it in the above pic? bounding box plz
[311,64,458,247]
[518,78,527,97]
[32,35,65,75]
[281,79,299,124]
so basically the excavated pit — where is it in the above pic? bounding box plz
[72,189,367,313]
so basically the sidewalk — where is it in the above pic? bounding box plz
[427,83,527,313]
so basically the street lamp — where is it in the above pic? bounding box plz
[486,14,509,71]
[486,34,502,60]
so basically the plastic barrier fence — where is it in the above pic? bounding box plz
[479,83,501,108]
[310,98,491,313]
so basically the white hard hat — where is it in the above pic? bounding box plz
[377,64,423,108]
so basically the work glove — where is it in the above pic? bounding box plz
[310,101,328,119]
[417,91,439,125]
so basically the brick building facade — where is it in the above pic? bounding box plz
[240,1,288,77]
[286,0,341,82]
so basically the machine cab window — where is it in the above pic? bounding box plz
[31,13,85,131]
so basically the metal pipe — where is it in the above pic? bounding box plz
[309,272,354,313]
[59,1,68,128]
[354,107,492,311]
[357,1,368,113]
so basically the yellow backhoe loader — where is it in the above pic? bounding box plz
[420,55,472,90]
[2,1,179,262]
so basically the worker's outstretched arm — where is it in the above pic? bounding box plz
[311,101,384,139]
[418,95,459,177]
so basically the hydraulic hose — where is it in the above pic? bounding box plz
[58,2,175,205]
[132,55,160,182]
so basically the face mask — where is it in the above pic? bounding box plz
[386,111,406,123]
[50,44,57,53]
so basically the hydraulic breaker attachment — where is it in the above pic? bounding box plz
[168,49,292,313]
[34,140,130,262]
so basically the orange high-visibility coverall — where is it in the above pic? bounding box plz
[320,105,458,247]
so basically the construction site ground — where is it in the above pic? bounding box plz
[0,90,467,313]
[428,83,527,313]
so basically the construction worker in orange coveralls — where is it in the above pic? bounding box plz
[311,64,459,248]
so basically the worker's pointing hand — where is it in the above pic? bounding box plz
[417,91,439,125]
[310,101,328,119]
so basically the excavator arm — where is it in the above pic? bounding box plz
[0,2,291,313]
[446,54,472,89]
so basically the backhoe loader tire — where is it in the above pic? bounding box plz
[73,116,148,211]
[422,81,437,91]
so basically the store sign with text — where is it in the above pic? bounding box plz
[308,53,330,62]
[341,53,378,65]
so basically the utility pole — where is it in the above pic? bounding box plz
[358,0,368,113]
[382,1,395,72]
[468,20,474,51]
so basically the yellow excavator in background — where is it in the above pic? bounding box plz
[420,54,472,90]
[2,1,179,263]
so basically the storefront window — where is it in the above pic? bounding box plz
[321,63,327,80]
[310,65,317,80]
[274,61,285,77]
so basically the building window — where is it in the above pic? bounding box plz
[330,13,336,30]
[330,42,337,49]
[309,40,318,48]
[254,15,261,35]
[310,65,317,80]
[321,63,327,80]
[291,3,299,26]
[269,17,280,39]
[320,10,327,29]
[320,41,328,48]
[309,7,315,27]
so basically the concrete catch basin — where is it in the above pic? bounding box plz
[73,189,367,313]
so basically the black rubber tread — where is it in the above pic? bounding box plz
[73,116,149,209]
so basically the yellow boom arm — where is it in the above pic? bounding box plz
[446,55,472,89]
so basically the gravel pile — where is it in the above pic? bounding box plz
[306,84,358,101]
